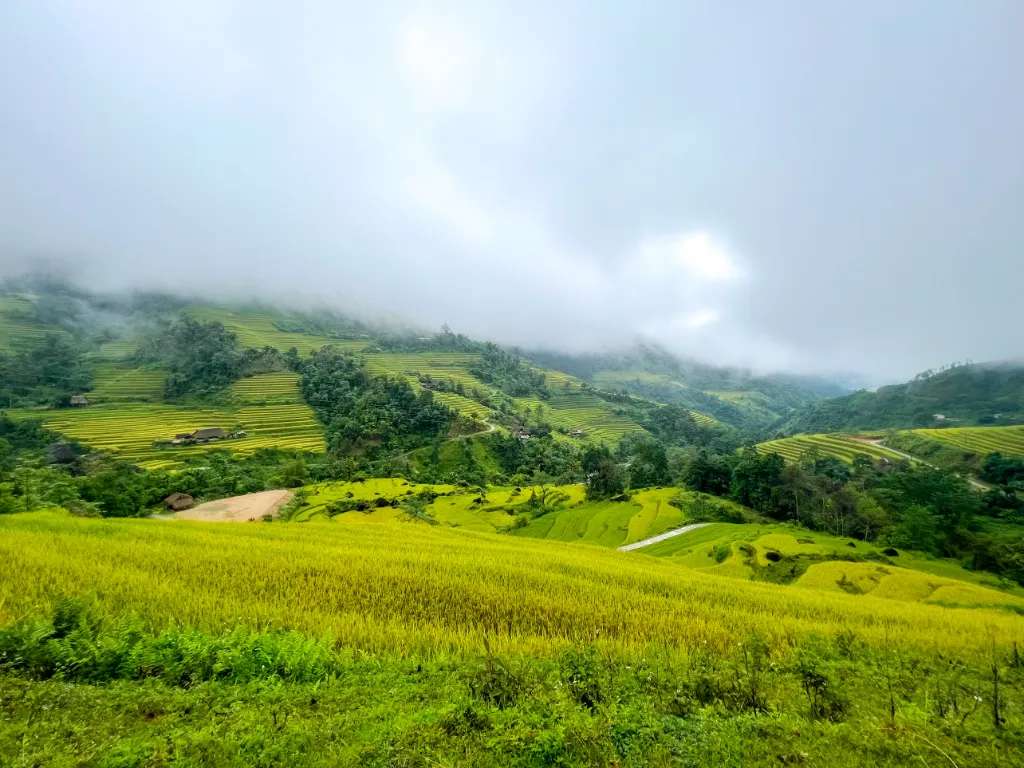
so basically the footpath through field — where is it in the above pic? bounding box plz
[617,522,710,552]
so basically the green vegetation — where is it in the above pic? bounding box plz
[7,372,325,470]
[781,362,1024,432]
[186,305,369,354]
[470,342,549,397]
[0,295,67,351]
[0,333,92,407]
[756,433,911,464]
[912,424,1024,457]
[299,346,454,459]
[2,511,1023,766]
[5,283,1024,763]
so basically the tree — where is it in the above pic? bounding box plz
[887,504,939,553]
[730,449,785,515]
[622,437,669,488]
[683,450,732,496]
[150,317,245,398]
[582,445,625,500]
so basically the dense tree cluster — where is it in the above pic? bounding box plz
[140,316,290,399]
[470,343,548,398]
[299,346,453,459]
[0,334,92,407]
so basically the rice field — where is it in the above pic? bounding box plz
[756,433,911,464]
[515,390,648,442]
[909,425,1024,457]
[295,481,752,552]
[87,363,166,403]
[640,521,1024,608]
[0,295,65,350]
[90,338,139,360]
[2,509,1021,662]
[186,306,368,355]
[11,372,325,469]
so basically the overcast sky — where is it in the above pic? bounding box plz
[1,2,1021,382]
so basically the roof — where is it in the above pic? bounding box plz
[192,427,227,439]
[69,394,89,404]
[163,492,195,511]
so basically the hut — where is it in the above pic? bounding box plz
[69,394,89,407]
[163,492,195,511]
[191,427,228,443]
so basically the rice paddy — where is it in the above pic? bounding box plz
[360,351,652,440]
[186,306,368,355]
[87,362,166,403]
[0,295,65,350]
[756,433,912,464]
[11,372,325,469]
[638,521,1024,607]
[1,509,1021,662]
[909,425,1024,457]
[514,390,648,442]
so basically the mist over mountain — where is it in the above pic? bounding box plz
[2,1,1022,382]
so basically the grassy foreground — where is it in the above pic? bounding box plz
[1,511,1023,766]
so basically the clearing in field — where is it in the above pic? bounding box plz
[169,489,293,522]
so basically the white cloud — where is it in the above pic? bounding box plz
[396,15,479,112]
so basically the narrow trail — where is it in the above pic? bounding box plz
[617,522,710,553]
[856,437,992,492]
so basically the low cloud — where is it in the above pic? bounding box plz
[1,1,1021,383]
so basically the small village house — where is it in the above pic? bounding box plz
[163,492,195,511]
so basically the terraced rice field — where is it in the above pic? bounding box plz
[430,391,491,420]
[0,296,65,350]
[516,390,647,442]
[362,352,482,385]
[756,433,911,464]
[361,352,502,421]
[229,371,305,404]
[688,410,718,427]
[910,425,1024,457]
[186,306,368,355]
[91,339,139,360]
[640,521,1024,608]
[15,372,325,469]
[88,363,166,403]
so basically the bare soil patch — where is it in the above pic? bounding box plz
[173,489,293,523]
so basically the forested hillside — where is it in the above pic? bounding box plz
[779,362,1024,433]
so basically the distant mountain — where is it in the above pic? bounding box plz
[526,345,847,431]
[776,362,1024,433]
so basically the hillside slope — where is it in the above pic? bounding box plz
[780,362,1024,433]
[2,509,1022,766]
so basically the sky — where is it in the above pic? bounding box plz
[1,1,1021,383]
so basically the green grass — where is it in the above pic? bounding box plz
[909,425,1024,457]
[757,433,912,464]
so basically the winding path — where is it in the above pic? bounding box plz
[617,522,710,552]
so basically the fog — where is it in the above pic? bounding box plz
[2,1,1021,383]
